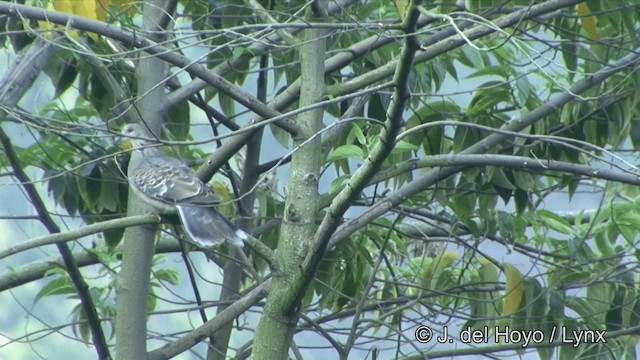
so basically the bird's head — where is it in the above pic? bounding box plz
[121,123,155,150]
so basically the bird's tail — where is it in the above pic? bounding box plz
[176,205,247,247]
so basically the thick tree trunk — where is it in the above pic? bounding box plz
[251,19,327,360]
[115,1,169,358]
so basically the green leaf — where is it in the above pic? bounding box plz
[327,144,365,162]
[219,92,236,118]
[42,49,77,98]
[98,174,122,213]
[349,123,366,145]
[405,100,459,155]
[605,286,626,331]
[555,270,591,287]
[458,45,483,69]
[329,174,349,195]
[148,286,157,312]
[523,278,546,330]
[558,318,583,359]
[558,18,578,78]
[466,65,509,79]
[492,184,512,204]
[586,282,613,324]
[629,295,640,329]
[35,276,75,303]
[77,162,101,211]
[477,185,497,220]
[390,140,418,155]
[490,167,516,190]
[444,57,458,81]
[166,99,190,142]
[71,303,91,343]
[467,259,500,329]
[338,258,360,310]
[270,124,291,148]
[452,125,479,153]
[497,211,515,243]
[423,251,459,290]
[513,189,529,215]
[594,231,616,257]
[367,93,388,122]
[54,58,79,98]
[450,182,475,219]
[155,268,180,285]
[536,289,563,360]
[537,209,573,235]
[468,81,512,114]
[429,62,447,91]
[515,76,531,105]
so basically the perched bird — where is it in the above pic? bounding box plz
[121,123,247,247]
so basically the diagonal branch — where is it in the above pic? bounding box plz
[148,279,271,360]
[0,239,187,293]
[369,154,640,189]
[0,1,298,135]
[328,44,640,248]
[163,0,358,108]
[194,0,577,182]
[301,0,422,284]
[0,35,110,359]
[329,0,585,98]
[0,214,159,261]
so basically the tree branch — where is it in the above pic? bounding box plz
[0,35,110,359]
[0,214,159,260]
[328,43,640,248]
[302,0,421,287]
[252,8,328,359]
[0,239,195,293]
[0,1,298,135]
[372,154,640,189]
[194,0,569,183]
[148,279,271,360]
[115,1,170,357]
[329,0,584,98]
[163,0,357,110]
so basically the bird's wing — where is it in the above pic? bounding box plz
[122,123,246,247]
[130,153,219,206]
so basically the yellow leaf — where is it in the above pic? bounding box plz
[113,0,137,15]
[53,0,73,13]
[39,2,65,38]
[212,181,231,201]
[395,0,409,21]
[576,3,599,41]
[212,181,235,218]
[71,0,97,19]
[96,0,112,22]
[500,263,524,324]
[71,0,99,40]
[38,18,55,36]
[424,250,458,289]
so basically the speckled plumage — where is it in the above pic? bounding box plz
[122,123,246,247]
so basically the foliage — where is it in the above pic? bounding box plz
[1,0,640,359]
